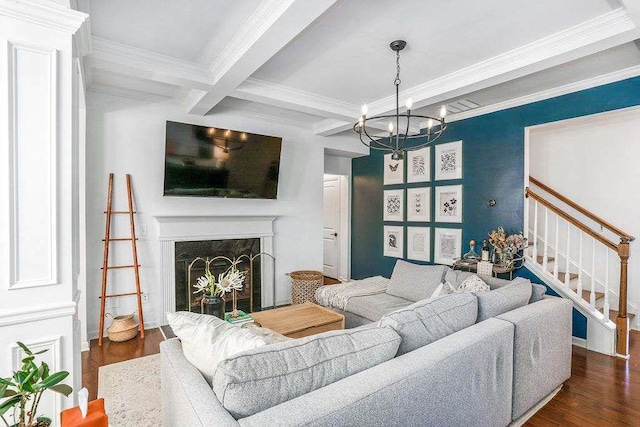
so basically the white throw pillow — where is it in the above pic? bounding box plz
[457,274,490,293]
[166,311,289,384]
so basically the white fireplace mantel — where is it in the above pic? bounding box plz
[155,214,277,241]
[154,215,277,324]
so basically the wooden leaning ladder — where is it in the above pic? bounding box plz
[98,173,145,346]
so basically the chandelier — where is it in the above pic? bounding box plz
[353,40,447,160]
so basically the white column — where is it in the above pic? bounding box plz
[0,1,88,421]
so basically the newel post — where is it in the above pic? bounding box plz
[616,237,631,356]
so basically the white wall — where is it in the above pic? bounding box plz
[85,93,361,338]
[528,106,640,321]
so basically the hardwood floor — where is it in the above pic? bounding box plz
[323,276,341,285]
[81,328,164,401]
[526,330,640,426]
[82,326,639,426]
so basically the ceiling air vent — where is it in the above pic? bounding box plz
[445,99,481,114]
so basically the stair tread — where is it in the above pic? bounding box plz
[570,288,604,302]
[557,272,579,282]
[536,255,555,263]
[608,310,636,321]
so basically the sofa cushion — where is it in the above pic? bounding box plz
[347,292,414,321]
[212,326,401,419]
[476,277,533,322]
[378,293,478,355]
[386,260,448,302]
[166,311,288,384]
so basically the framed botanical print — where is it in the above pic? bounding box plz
[383,189,404,222]
[383,153,404,185]
[406,147,430,183]
[383,225,404,258]
[435,185,462,223]
[406,187,431,222]
[435,140,463,181]
[434,228,462,265]
[407,226,430,262]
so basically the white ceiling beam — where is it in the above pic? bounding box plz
[619,0,640,28]
[87,37,213,91]
[318,8,639,136]
[186,0,339,115]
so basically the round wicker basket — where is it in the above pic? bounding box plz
[288,270,324,305]
[106,313,139,342]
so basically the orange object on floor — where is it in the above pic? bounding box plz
[60,398,108,427]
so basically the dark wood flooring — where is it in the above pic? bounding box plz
[81,328,164,401]
[323,276,341,285]
[82,324,639,426]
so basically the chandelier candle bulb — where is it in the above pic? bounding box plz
[406,98,413,110]
[440,105,447,118]
[362,104,368,116]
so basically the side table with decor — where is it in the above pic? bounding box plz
[288,270,324,304]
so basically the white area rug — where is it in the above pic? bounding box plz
[98,354,162,426]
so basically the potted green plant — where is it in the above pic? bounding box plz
[0,342,72,427]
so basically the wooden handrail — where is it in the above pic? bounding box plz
[529,176,635,242]
[526,188,618,252]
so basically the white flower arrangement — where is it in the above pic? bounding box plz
[193,259,246,297]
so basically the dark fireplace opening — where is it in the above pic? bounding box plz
[175,239,262,314]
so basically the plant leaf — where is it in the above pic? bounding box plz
[21,355,34,365]
[0,378,14,386]
[33,349,48,355]
[0,395,22,417]
[48,384,73,397]
[0,383,6,398]
[39,371,69,388]
[17,342,32,356]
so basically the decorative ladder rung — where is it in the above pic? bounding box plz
[101,264,140,270]
[102,237,137,242]
[99,292,138,298]
[104,211,137,214]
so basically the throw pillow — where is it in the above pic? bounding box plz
[457,275,490,293]
[476,277,533,322]
[530,283,547,303]
[379,293,478,355]
[212,326,401,419]
[386,260,448,302]
[166,311,289,384]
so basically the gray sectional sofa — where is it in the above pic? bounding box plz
[161,262,572,427]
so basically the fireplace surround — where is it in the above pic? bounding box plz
[155,215,276,324]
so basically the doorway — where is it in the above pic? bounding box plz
[323,174,350,281]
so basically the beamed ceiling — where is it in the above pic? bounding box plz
[80,0,640,138]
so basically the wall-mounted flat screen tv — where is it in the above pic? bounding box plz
[164,121,282,199]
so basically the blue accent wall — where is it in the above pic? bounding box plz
[352,76,640,339]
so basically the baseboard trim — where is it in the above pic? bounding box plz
[572,336,587,348]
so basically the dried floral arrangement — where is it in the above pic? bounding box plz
[488,226,528,266]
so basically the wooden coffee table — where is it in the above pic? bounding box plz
[250,302,345,338]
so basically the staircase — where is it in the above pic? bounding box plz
[525,177,635,358]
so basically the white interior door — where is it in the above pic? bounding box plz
[323,175,341,279]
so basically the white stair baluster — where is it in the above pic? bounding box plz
[532,200,538,263]
[543,208,549,273]
[590,238,596,309]
[565,221,571,287]
[577,231,583,299]
[603,247,610,321]
[553,213,560,279]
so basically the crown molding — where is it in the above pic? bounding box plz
[90,37,213,89]
[74,15,92,57]
[234,77,358,120]
[427,64,640,125]
[212,105,312,130]
[0,0,87,33]
[88,82,174,103]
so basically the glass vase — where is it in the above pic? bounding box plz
[201,294,225,319]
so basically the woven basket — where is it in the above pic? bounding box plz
[288,270,324,304]
[106,313,139,342]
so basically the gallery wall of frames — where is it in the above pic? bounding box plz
[381,141,464,265]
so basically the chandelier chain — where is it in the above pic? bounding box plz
[394,50,401,86]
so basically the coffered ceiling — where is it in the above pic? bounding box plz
[81,0,640,137]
